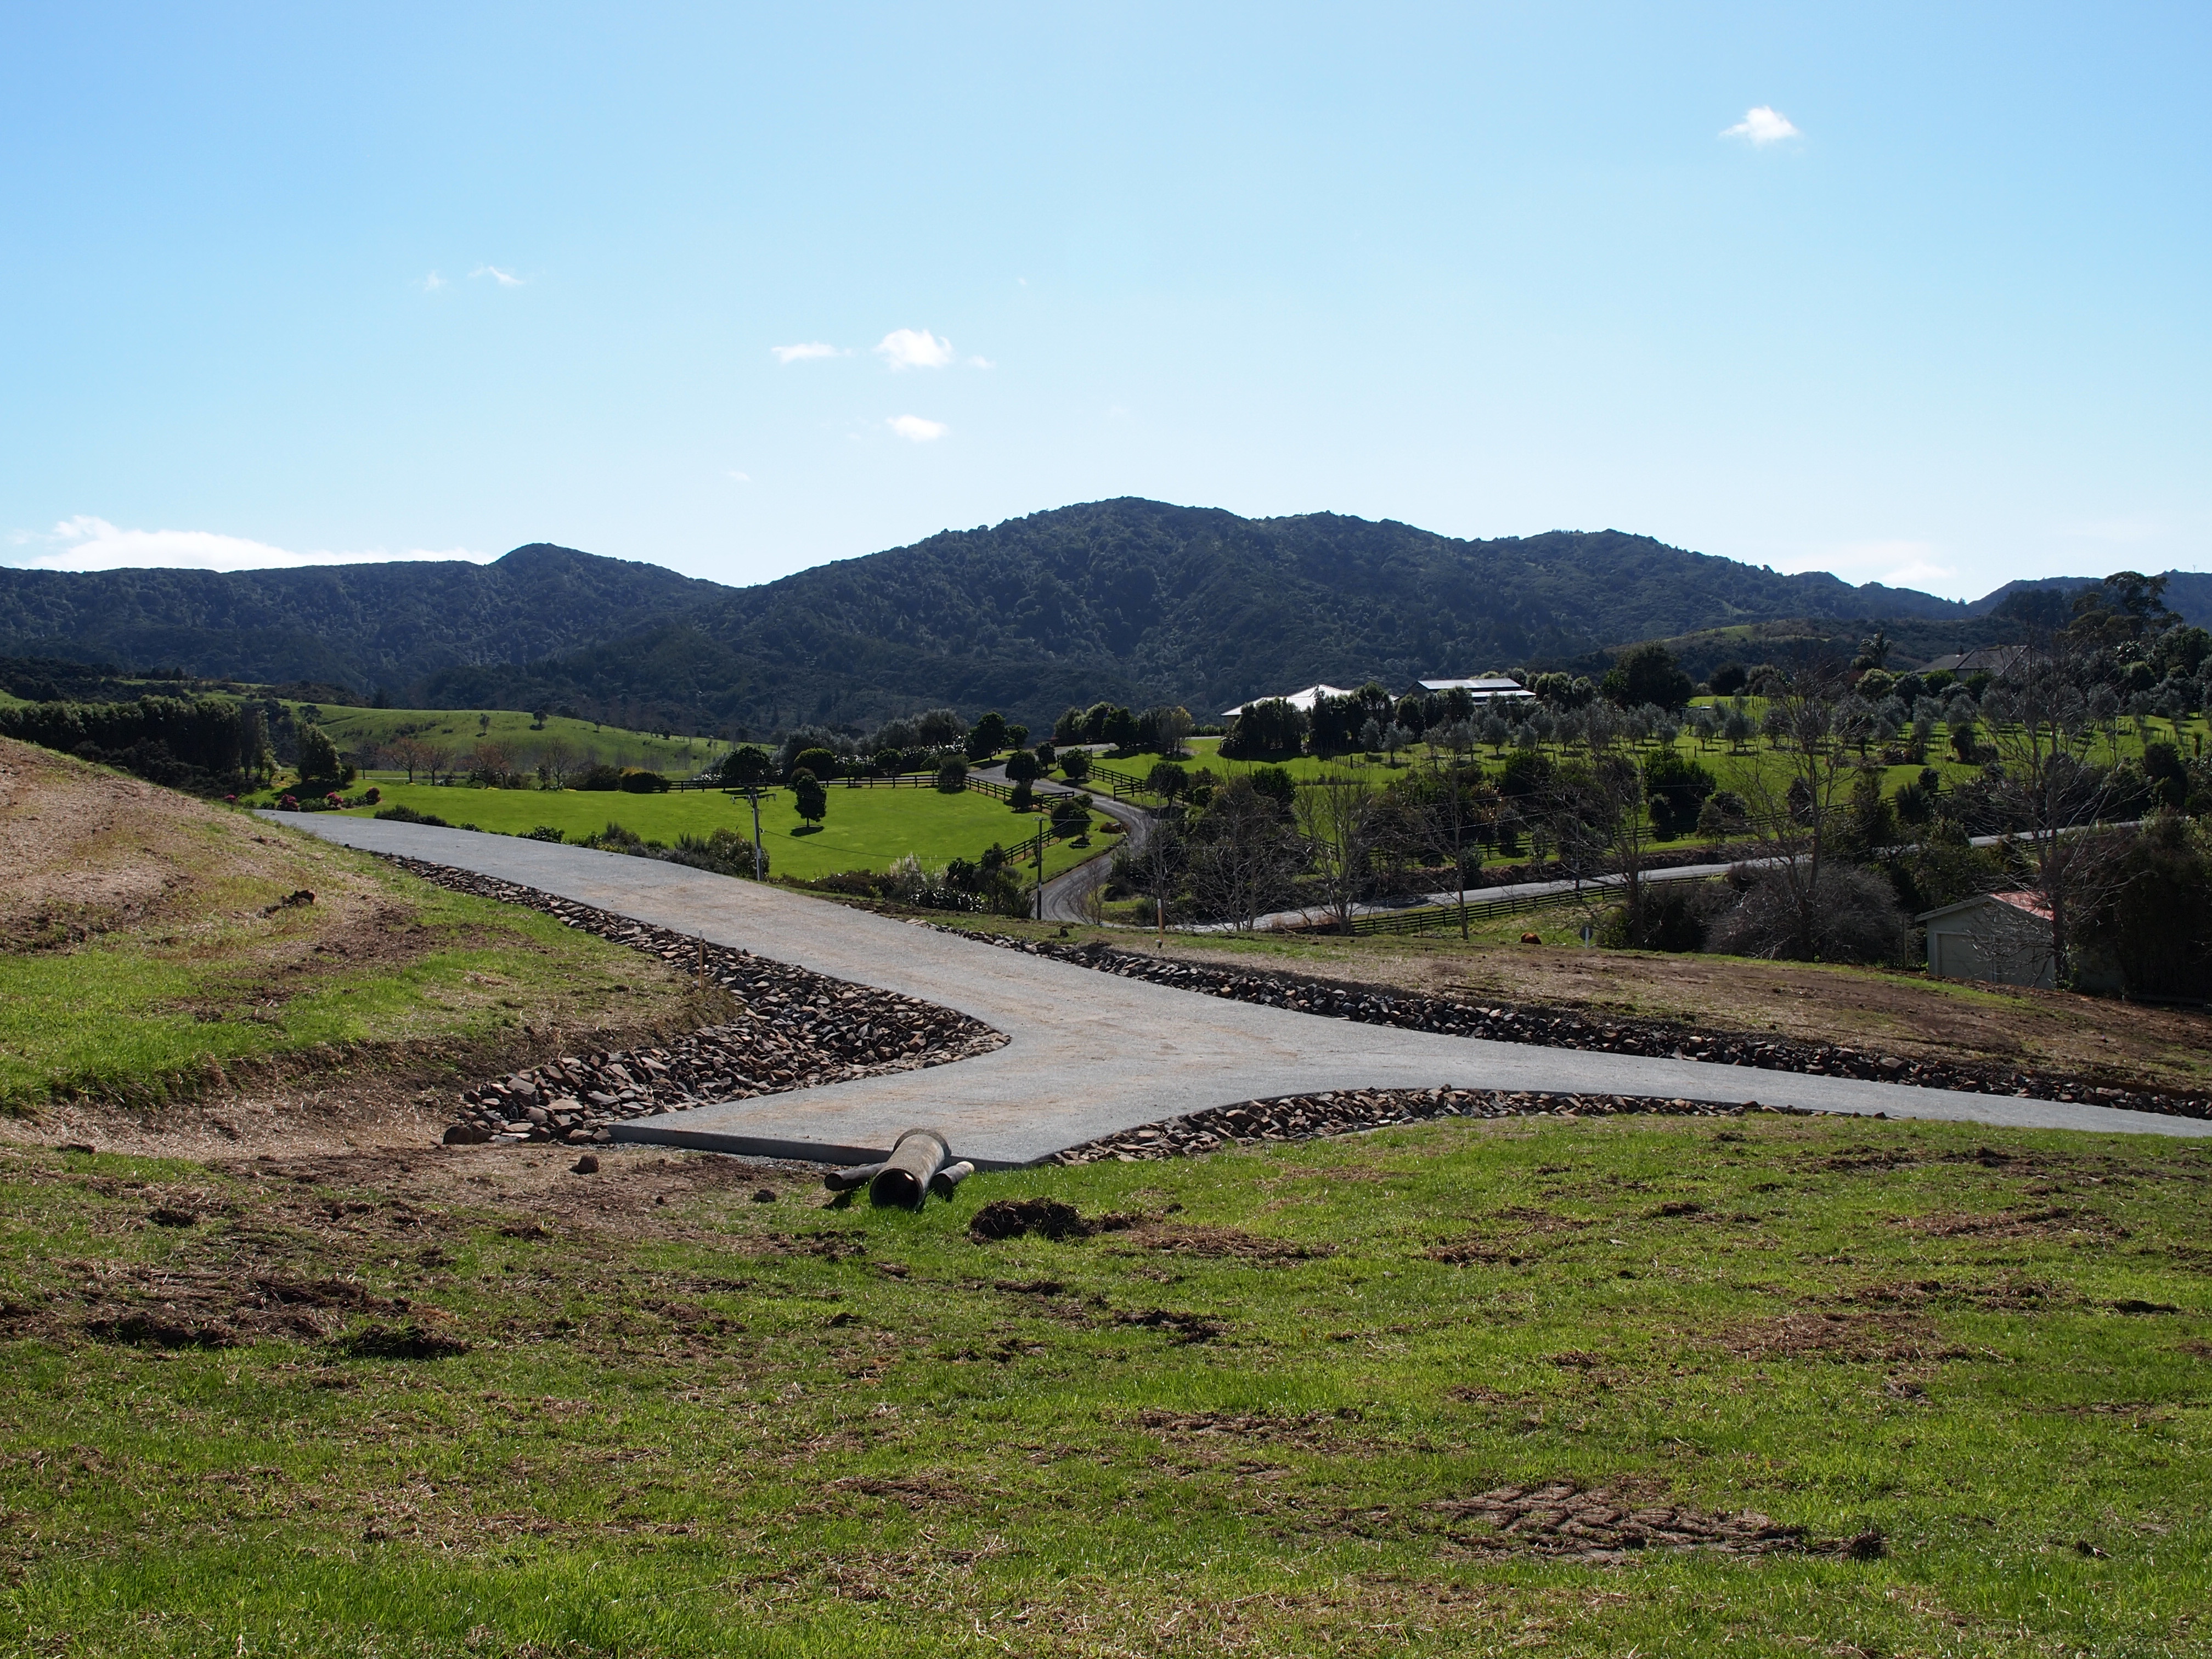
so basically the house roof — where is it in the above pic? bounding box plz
[1414,676,1535,699]
[1220,684,1355,719]
[1913,888,2053,925]
[1917,645,2025,678]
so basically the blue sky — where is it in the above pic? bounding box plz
[3,3,2207,600]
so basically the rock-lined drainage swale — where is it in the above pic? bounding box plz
[369,855,1006,1148]
[956,932,2210,1122]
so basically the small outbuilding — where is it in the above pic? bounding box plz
[1915,890,2055,988]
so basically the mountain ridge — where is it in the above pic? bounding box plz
[3,498,2202,733]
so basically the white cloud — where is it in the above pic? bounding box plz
[724,469,752,483]
[471,264,525,287]
[771,342,842,363]
[1721,106,1802,145]
[6,516,491,573]
[419,270,448,292]
[888,415,949,443]
[876,328,954,370]
[967,355,994,369]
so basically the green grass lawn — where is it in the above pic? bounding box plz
[321,781,1105,884]
[309,705,721,777]
[3,1111,2207,1655]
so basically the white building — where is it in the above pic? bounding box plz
[1916,890,2056,988]
[1220,684,1356,719]
[1412,675,1536,704]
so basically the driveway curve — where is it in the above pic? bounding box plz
[274,815,2212,1165]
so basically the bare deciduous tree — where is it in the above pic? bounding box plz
[1190,780,1302,932]
[1979,630,2131,986]
[1295,771,1384,934]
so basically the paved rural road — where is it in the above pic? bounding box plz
[1223,832,2041,935]
[968,763,1152,924]
[277,815,2212,1164]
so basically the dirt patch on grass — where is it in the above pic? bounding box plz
[1427,1479,1861,1560]
[1897,1207,2127,1242]
[1128,1407,1356,1447]
[1721,1309,1947,1365]
[1114,1222,1334,1265]
[1427,1207,1595,1266]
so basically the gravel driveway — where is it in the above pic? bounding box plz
[275,815,2212,1165]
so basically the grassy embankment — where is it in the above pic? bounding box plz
[949,914,2212,1102]
[309,705,718,777]
[324,781,1103,886]
[0,739,714,1122]
[1,1113,2206,1655]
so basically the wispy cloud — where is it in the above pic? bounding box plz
[471,264,525,287]
[724,469,752,483]
[5,516,491,574]
[876,328,953,370]
[967,355,994,369]
[419,270,448,292]
[1721,106,1801,145]
[888,415,949,443]
[771,342,842,364]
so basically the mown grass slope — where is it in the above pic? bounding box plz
[0,1111,2204,1655]
[0,738,714,1118]
[324,781,1101,883]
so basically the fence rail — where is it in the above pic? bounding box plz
[1330,872,1748,938]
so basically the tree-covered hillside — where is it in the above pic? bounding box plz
[7,498,2198,735]
[413,501,1982,733]
[0,544,721,692]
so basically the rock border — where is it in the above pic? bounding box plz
[371,855,1006,1147]
[1049,1087,1808,1164]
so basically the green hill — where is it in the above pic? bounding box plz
[7,498,2200,735]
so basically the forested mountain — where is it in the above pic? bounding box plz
[0,545,722,690]
[415,503,1989,733]
[3,498,2199,735]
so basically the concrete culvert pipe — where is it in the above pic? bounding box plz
[869,1128,950,1207]
[823,1162,887,1193]
[930,1160,975,1198]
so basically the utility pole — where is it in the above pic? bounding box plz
[747,783,763,881]
[1034,817,1047,921]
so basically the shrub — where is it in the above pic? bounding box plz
[1642,750,1716,837]
[575,764,624,791]
[665,828,770,879]
[1058,749,1091,784]
[1009,780,1035,814]
[375,804,453,828]
[1695,789,1750,838]
[1003,749,1041,784]
[935,760,968,792]
[1705,864,1910,964]
[522,825,566,842]
[618,768,669,793]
